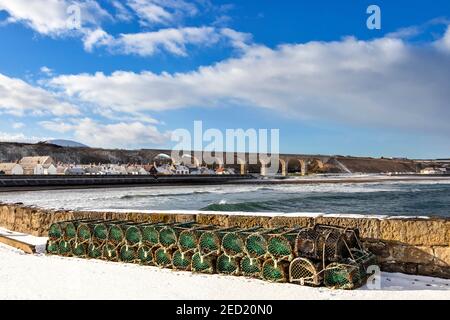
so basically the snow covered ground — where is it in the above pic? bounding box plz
[0,241,449,300]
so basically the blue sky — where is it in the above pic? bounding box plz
[0,0,449,158]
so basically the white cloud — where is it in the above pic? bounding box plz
[12,122,25,129]
[40,118,170,148]
[0,131,51,143]
[127,0,198,26]
[0,73,79,116]
[40,66,53,75]
[83,26,248,56]
[50,29,450,133]
[0,0,110,36]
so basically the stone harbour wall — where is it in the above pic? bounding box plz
[0,203,448,279]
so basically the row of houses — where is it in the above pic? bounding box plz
[0,156,236,176]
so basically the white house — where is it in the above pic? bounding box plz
[0,163,24,175]
[19,156,55,175]
[174,165,189,175]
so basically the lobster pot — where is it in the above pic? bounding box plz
[93,220,125,244]
[58,239,72,256]
[159,222,196,249]
[262,258,289,283]
[217,254,240,276]
[46,240,59,255]
[108,224,126,245]
[324,262,364,290]
[63,219,99,241]
[350,249,378,279]
[322,229,349,263]
[140,224,162,248]
[267,231,298,261]
[315,224,361,249]
[199,227,238,256]
[125,224,143,246]
[154,247,173,268]
[289,258,322,286]
[88,242,103,259]
[119,244,138,263]
[221,227,262,257]
[295,228,324,260]
[191,252,216,274]
[102,243,118,261]
[137,244,154,265]
[48,223,63,241]
[71,240,88,258]
[245,227,286,259]
[178,225,215,253]
[172,250,193,271]
[240,256,263,278]
[76,220,106,244]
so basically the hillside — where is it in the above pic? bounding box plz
[0,142,419,173]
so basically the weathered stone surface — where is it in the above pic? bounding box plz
[379,218,449,246]
[269,216,314,228]
[363,241,391,262]
[227,215,272,229]
[391,245,434,264]
[314,216,381,239]
[433,246,450,267]
[196,214,229,227]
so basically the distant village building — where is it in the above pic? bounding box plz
[0,163,24,175]
[420,167,446,175]
[19,156,55,175]
[174,165,189,175]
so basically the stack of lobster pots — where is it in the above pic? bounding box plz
[46,219,376,290]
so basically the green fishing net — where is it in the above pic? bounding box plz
[172,250,192,271]
[125,225,142,245]
[159,227,177,248]
[246,234,267,258]
[58,240,71,256]
[48,223,62,240]
[64,222,77,240]
[192,252,215,274]
[93,223,108,242]
[141,225,159,247]
[77,224,92,241]
[222,232,244,257]
[240,256,262,277]
[217,254,239,275]
[178,230,198,252]
[72,241,87,257]
[102,243,118,261]
[267,235,294,260]
[323,262,363,290]
[46,240,59,254]
[119,244,137,263]
[199,231,220,255]
[109,225,125,244]
[154,247,172,267]
[137,244,153,265]
[88,243,102,259]
[262,259,288,283]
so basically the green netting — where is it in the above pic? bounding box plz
[77,224,92,241]
[48,223,62,240]
[125,225,142,246]
[262,259,289,283]
[64,222,77,240]
[267,235,295,261]
[199,231,220,255]
[141,225,160,247]
[172,250,192,271]
[137,245,154,265]
[159,226,177,248]
[192,252,215,274]
[323,262,363,290]
[72,241,87,257]
[119,244,137,263]
[58,240,71,256]
[154,247,172,268]
[109,225,125,244]
[245,234,268,258]
[222,227,263,257]
[102,243,118,261]
[93,223,109,242]
[178,230,200,252]
[46,240,59,254]
[217,254,240,275]
[88,243,103,259]
[240,256,262,277]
